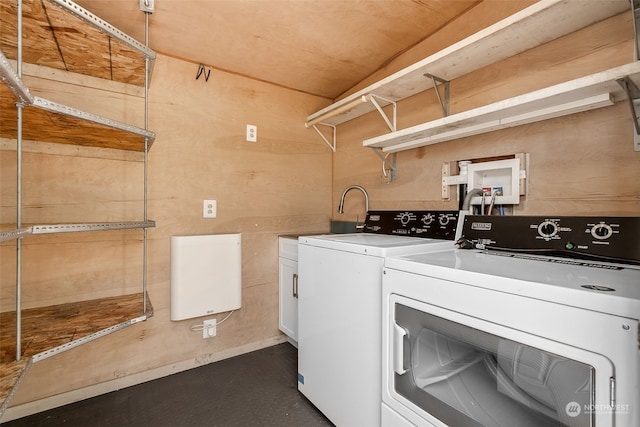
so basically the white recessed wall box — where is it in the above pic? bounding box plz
[170,233,242,321]
[467,158,521,205]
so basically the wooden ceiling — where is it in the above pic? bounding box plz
[71,0,482,100]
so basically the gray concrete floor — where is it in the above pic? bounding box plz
[2,343,333,427]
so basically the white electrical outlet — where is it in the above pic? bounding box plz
[246,124,257,142]
[203,199,216,218]
[203,319,216,338]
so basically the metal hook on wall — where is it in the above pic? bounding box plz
[196,64,211,82]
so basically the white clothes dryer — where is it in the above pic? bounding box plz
[381,215,640,427]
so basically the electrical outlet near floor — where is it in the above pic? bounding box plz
[203,319,216,338]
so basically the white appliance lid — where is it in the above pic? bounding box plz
[385,249,640,317]
[298,233,456,256]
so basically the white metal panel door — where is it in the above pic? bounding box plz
[298,243,384,427]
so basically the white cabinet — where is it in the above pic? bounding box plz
[278,237,298,346]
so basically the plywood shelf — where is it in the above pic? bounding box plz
[0,0,155,86]
[305,0,628,129]
[364,62,640,153]
[0,51,156,152]
[0,293,153,416]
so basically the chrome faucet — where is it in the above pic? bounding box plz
[338,185,369,214]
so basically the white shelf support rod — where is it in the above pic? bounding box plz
[311,123,337,152]
[425,73,450,117]
[369,94,397,132]
[616,76,640,151]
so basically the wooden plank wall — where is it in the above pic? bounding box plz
[1,3,639,417]
[1,53,331,411]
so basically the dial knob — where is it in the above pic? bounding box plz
[422,214,434,225]
[537,220,558,238]
[399,212,412,225]
[591,223,613,240]
[438,215,450,226]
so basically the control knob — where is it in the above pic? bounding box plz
[422,214,435,225]
[591,223,613,240]
[438,214,451,226]
[537,220,558,238]
[398,212,412,226]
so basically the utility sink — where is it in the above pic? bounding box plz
[330,221,361,234]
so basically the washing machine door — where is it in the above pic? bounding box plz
[385,295,618,427]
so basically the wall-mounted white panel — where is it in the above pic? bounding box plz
[467,158,521,205]
[170,233,242,321]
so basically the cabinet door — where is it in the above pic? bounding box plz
[279,257,298,342]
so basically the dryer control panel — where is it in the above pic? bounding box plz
[363,210,459,240]
[460,215,640,264]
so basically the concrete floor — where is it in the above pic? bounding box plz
[1,343,333,427]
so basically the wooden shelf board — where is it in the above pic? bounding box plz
[0,292,153,417]
[364,62,640,153]
[0,82,155,151]
[0,0,154,86]
[306,0,629,127]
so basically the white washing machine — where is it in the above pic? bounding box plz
[297,210,460,427]
[381,215,640,427]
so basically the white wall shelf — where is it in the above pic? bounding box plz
[364,62,640,153]
[304,0,628,132]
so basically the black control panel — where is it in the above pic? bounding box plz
[363,210,459,240]
[460,215,640,264]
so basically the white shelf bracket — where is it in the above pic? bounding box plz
[370,148,397,182]
[369,94,397,132]
[425,73,450,117]
[310,123,337,152]
[616,76,640,151]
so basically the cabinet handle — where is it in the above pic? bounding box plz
[293,273,298,298]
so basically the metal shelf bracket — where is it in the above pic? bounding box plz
[310,123,337,152]
[425,73,450,117]
[616,76,640,151]
[369,94,397,132]
[370,148,397,182]
[307,94,395,152]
